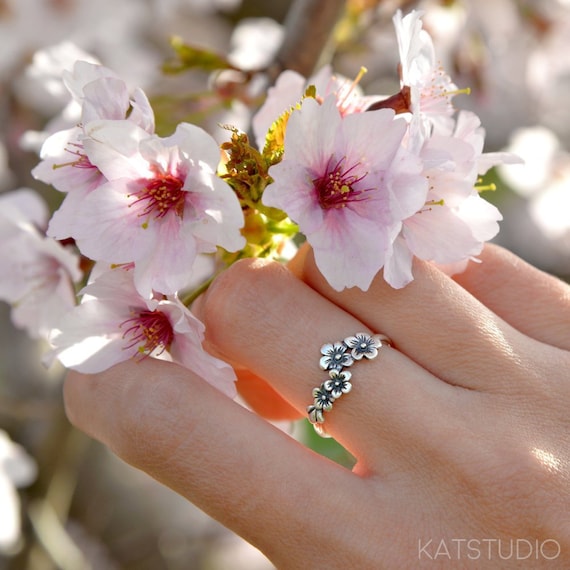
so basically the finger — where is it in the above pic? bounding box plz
[453,244,570,351]
[299,246,535,393]
[192,295,300,421]
[199,257,466,466]
[63,359,362,563]
[235,368,302,421]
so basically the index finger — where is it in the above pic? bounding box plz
[63,359,361,561]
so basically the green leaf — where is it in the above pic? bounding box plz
[163,36,236,74]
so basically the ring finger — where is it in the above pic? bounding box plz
[198,257,468,469]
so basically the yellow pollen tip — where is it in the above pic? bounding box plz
[476,182,497,193]
[445,86,471,97]
[355,66,368,84]
[338,67,369,107]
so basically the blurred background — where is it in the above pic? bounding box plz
[0,0,568,568]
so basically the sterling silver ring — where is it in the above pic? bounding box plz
[307,332,392,438]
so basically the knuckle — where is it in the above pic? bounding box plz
[201,257,288,345]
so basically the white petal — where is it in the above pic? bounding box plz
[383,236,414,289]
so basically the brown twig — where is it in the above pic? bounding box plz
[268,0,347,81]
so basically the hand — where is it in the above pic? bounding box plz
[64,244,570,569]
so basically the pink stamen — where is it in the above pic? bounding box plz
[313,157,369,209]
[120,309,174,357]
[131,171,186,220]
[53,143,97,171]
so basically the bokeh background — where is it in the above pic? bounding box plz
[1,0,568,568]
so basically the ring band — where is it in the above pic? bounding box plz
[307,332,392,438]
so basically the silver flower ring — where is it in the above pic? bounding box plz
[307,332,392,438]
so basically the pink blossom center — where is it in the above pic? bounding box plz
[313,157,368,209]
[133,172,186,220]
[121,309,174,356]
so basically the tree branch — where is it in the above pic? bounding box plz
[268,0,347,80]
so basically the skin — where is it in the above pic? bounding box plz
[64,244,570,569]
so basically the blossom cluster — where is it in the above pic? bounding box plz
[1,10,519,391]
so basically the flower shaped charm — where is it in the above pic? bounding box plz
[319,341,354,371]
[312,385,335,411]
[344,333,382,360]
[307,404,325,425]
[324,369,352,399]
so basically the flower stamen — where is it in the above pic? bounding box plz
[336,66,368,113]
[131,171,186,221]
[53,143,96,171]
[120,309,174,357]
[313,157,369,209]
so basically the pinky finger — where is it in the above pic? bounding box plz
[453,244,570,350]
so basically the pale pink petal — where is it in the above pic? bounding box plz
[0,188,48,229]
[162,303,237,398]
[81,77,131,123]
[455,194,502,243]
[32,127,104,195]
[131,88,155,132]
[133,218,198,298]
[309,209,390,291]
[62,61,119,103]
[167,122,223,169]
[262,160,324,233]
[383,235,415,289]
[49,301,133,373]
[71,179,156,263]
[477,151,524,176]
[387,151,429,220]
[342,109,405,170]
[252,69,306,148]
[47,186,95,240]
[83,120,151,180]
[283,97,341,171]
[403,204,482,263]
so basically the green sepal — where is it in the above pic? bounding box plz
[261,84,317,165]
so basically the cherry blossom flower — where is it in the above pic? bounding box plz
[32,61,155,241]
[0,431,37,555]
[64,120,244,297]
[263,96,427,291]
[0,189,81,340]
[384,111,520,287]
[252,65,380,149]
[392,9,460,139]
[49,267,237,397]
